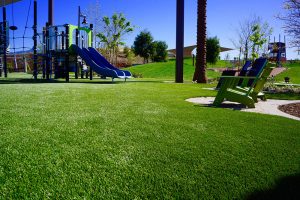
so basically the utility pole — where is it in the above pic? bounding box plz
[176,0,184,83]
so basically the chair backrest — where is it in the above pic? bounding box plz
[244,58,268,95]
[216,70,237,89]
[241,58,268,87]
[247,58,267,76]
[238,60,252,76]
[237,60,252,86]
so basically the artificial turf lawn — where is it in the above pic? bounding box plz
[0,75,299,199]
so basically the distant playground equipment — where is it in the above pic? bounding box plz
[0,0,131,82]
[268,35,287,66]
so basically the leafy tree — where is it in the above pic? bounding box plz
[206,37,220,65]
[150,41,168,62]
[278,0,300,47]
[231,15,272,61]
[193,0,207,83]
[96,13,134,64]
[132,31,154,64]
[249,24,268,60]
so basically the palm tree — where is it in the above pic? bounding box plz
[193,0,208,83]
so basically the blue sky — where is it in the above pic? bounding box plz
[1,0,299,59]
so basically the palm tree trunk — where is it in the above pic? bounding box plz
[193,0,208,83]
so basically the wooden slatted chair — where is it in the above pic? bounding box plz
[213,58,270,108]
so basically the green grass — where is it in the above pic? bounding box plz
[275,62,300,84]
[128,58,230,80]
[0,73,299,199]
[266,92,300,100]
[128,59,300,85]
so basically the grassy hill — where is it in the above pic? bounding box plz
[276,61,300,84]
[128,58,231,81]
[128,58,300,84]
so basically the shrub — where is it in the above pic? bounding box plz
[150,41,168,62]
[132,72,143,78]
[206,36,220,65]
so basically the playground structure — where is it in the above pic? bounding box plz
[0,0,131,82]
[268,35,287,66]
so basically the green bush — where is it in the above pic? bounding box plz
[206,36,220,65]
[132,72,143,78]
[150,41,168,62]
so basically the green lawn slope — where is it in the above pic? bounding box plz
[128,59,300,84]
[275,62,300,84]
[128,58,230,80]
[0,75,299,199]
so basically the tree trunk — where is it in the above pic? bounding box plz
[244,41,248,61]
[193,0,208,83]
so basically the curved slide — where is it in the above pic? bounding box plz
[71,44,125,79]
[87,47,132,78]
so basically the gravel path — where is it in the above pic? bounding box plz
[186,97,300,121]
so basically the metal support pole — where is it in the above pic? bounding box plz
[61,31,65,50]
[78,6,81,28]
[176,0,184,83]
[279,34,281,43]
[54,27,58,51]
[33,0,38,80]
[90,24,93,48]
[54,26,58,77]
[47,0,53,78]
[75,29,79,79]
[3,7,7,77]
[42,27,46,79]
[89,24,93,80]
[78,6,81,49]
[48,0,53,26]
[65,25,69,82]
[45,22,50,80]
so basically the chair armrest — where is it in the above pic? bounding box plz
[220,76,257,79]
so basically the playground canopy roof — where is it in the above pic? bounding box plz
[0,0,22,7]
[168,45,234,58]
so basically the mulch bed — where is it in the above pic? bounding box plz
[278,103,300,118]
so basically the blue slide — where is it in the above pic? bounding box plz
[71,44,126,79]
[87,47,132,78]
